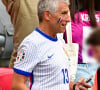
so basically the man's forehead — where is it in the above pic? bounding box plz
[58,2,69,11]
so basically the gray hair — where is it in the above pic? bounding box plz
[38,0,70,22]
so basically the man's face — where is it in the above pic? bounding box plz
[49,2,70,33]
[92,45,100,63]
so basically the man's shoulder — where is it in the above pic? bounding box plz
[20,30,46,48]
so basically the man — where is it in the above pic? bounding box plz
[11,0,91,90]
[2,0,39,68]
[87,28,100,90]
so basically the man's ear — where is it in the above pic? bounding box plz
[43,11,51,21]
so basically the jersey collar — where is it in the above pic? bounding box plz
[35,28,58,42]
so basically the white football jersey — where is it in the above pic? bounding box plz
[14,28,70,90]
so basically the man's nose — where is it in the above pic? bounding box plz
[65,12,71,22]
[66,15,71,22]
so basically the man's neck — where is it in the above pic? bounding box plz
[39,23,57,38]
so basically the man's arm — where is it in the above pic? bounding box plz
[11,72,29,90]
[2,0,15,15]
[2,0,8,6]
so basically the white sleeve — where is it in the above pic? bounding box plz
[14,41,40,77]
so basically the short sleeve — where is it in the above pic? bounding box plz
[14,41,40,77]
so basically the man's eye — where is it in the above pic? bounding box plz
[61,11,68,14]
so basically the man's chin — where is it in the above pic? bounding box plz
[57,27,65,33]
[61,28,66,33]
[58,30,65,33]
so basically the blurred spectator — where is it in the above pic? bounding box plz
[64,0,100,89]
[87,28,100,90]
[2,0,39,68]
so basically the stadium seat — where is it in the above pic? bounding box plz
[0,68,13,90]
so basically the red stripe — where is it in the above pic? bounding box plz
[30,76,32,89]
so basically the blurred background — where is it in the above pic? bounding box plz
[0,0,14,67]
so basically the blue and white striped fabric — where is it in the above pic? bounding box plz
[14,28,70,90]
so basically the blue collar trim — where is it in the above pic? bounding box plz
[35,28,58,42]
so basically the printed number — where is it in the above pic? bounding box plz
[62,69,69,84]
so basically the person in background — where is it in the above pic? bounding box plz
[64,0,100,89]
[87,28,100,90]
[2,0,39,68]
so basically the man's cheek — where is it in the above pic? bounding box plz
[94,53,100,62]
[93,52,98,59]
[96,58,100,63]
[97,54,100,62]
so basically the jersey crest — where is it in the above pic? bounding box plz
[17,50,25,61]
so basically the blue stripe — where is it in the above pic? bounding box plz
[14,68,31,77]
[30,71,34,90]
[35,28,58,42]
